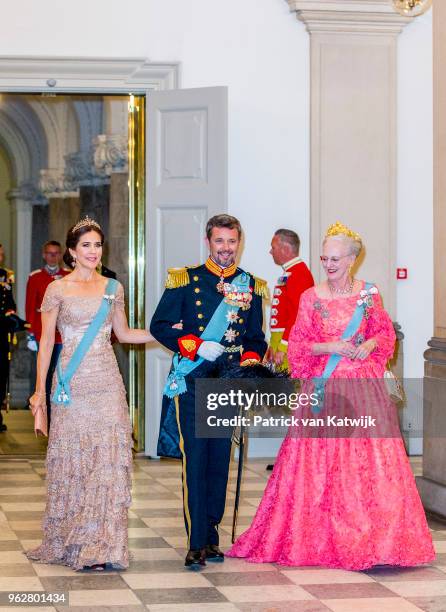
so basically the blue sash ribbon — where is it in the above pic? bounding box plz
[52,278,118,406]
[163,272,250,398]
[312,282,373,413]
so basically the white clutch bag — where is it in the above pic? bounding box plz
[384,368,404,403]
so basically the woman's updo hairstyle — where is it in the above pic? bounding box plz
[63,216,105,269]
[323,221,363,258]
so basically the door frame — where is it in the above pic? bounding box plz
[0,56,179,450]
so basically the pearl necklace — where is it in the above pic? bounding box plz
[328,277,354,295]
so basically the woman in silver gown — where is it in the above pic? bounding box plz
[28,217,155,571]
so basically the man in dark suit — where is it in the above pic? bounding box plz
[150,214,267,569]
[0,244,28,431]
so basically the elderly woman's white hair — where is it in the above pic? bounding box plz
[323,222,362,258]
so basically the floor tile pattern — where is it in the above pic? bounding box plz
[0,455,444,611]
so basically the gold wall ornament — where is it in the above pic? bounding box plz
[391,0,432,17]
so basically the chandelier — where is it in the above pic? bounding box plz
[391,0,432,16]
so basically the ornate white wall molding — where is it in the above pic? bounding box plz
[13,181,47,206]
[288,0,411,32]
[93,134,128,176]
[0,57,179,93]
[39,168,78,198]
[64,149,110,188]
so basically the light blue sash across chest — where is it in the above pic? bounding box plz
[312,282,373,413]
[52,278,118,406]
[163,272,250,398]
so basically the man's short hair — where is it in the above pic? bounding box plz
[43,241,61,251]
[274,229,300,255]
[206,214,242,240]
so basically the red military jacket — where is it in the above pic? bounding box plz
[25,267,70,343]
[270,257,314,350]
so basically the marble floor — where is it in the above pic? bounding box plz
[0,411,47,455]
[0,455,445,612]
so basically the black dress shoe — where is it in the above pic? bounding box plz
[0,424,7,432]
[185,548,206,570]
[205,544,224,562]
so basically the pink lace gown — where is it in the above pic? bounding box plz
[227,284,435,570]
[26,281,133,570]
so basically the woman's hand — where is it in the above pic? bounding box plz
[329,339,355,358]
[274,350,286,367]
[29,392,47,437]
[29,392,46,414]
[350,339,376,361]
[172,321,183,330]
[264,346,274,364]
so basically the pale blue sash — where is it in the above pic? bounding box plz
[52,278,118,406]
[312,282,373,413]
[164,272,250,398]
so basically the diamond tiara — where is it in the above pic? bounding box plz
[72,216,101,234]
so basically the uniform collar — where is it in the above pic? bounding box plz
[44,264,61,276]
[205,257,237,278]
[282,256,302,272]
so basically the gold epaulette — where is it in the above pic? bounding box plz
[165,267,190,289]
[6,268,14,283]
[253,276,269,299]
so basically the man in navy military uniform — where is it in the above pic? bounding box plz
[0,244,28,431]
[150,214,267,569]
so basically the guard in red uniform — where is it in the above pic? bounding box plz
[267,229,314,371]
[26,241,69,425]
[266,229,314,470]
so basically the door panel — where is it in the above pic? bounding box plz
[145,86,228,456]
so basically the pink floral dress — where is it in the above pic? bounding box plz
[227,284,435,570]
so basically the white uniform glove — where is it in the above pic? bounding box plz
[197,341,225,362]
[27,333,38,352]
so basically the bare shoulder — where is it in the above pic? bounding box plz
[49,278,65,288]
[58,273,74,285]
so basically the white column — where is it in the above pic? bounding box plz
[8,189,33,317]
[416,0,446,519]
[288,0,411,317]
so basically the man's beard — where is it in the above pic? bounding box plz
[212,251,235,268]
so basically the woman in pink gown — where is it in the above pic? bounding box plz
[228,222,435,570]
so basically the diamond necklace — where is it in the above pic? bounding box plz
[328,277,354,295]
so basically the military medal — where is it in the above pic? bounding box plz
[218,281,253,311]
[216,275,226,293]
[224,328,237,343]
